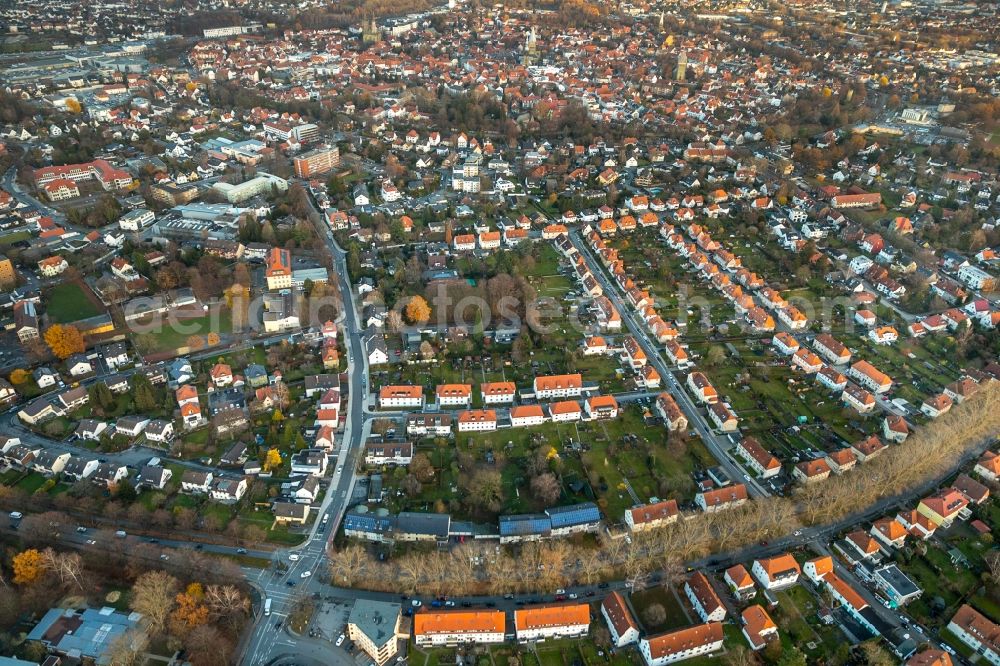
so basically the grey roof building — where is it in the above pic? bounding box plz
[347,600,403,666]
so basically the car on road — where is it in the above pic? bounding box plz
[76,526,87,533]
[336,634,345,647]
[236,548,247,554]
[554,588,566,595]
[444,601,456,607]
[568,593,578,599]
[300,571,312,578]
[289,554,300,562]
[793,530,802,537]
[286,581,295,587]
[160,554,169,561]
[411,600,421,607]
[598,582,609,589]
[86,539,96,545]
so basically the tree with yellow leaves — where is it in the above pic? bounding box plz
[43,324,85,359]
[65,98,82,114]
[263,448,282,472]
[12,549,45,585]
[404,296,431,324]
[171,582,209,634]
[9,368,29,385]
[206,332,221,346]
[186,335,205,351]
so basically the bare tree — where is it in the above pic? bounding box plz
[105,628,149,666]
[129,570,179,636]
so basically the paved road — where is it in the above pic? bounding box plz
[241,192,371,666]
[568,229,771,497]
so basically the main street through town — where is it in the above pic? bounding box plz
[240,191,372,666]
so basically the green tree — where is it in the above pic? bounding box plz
[131,374,158,412]
[89,382,115,411]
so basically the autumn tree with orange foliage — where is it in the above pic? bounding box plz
[9,368,29,385]
[171,582,210,634]
[405,295,431,324]
[43,324,85,359]
[12,549,45,585]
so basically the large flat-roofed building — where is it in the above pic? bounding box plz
[33,159,134,191]
[347,600,404,665]
[211,172,288,204]
[294,145,341,178]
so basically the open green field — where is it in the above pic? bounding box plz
[0,230,31,246]
[45,281,103,323]
[144,310,233,352]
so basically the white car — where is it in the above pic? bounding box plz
[288,554,300,562]
[85,539,96,545]
[411,600,422,607]
[300,570,312,578]
[336,634,345,647]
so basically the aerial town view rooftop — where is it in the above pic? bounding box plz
[0,0,998,664]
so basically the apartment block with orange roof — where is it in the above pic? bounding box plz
[625,499,679,533]
[905,650,954,666]
[917,488,970,527]
[686,372,718,404]
[533,373,583,400]
[480,381,516,405]
[585,395,619,420]
[848,359,892,394]
[751,554,801,590]
[514,603,590,642]
[601,592,640,647]
[456,410,497,433]
[741,605,778,651]
[548,400,581,423]
[413,610,505,647]
[736,437,781,479]
[870,517,908,550]
[723,565,756,601]
[510,405,546,428]
[684,572,726,623]
[895,509,938,540]
[695,484,748,513]
[436,384,472,407]
[265,247,293,290]
[639,622,724,666]
[654,392,687,432]
[946,605,1000,665]
[378,385,425,409]
[974,450,1000,483]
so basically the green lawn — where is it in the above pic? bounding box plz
[384,401,712,522]
[630,585,691,632]
[0,230,31,246]
[144,311,233,352]
[45,281,103,323]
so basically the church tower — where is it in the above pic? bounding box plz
[675,50,687,81]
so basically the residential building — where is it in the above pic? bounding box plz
[639,623,724,666]
[741,605,778,651]
[602,592,640,647]
[413,610,505,647]
[514,604,590,643]
[751,554,801,590]
[684,572,726,622]
[533,374,583,399]
[347,600,403,666]
[625,499,679,533]
[695,484,748,512]
[946,605,999,666]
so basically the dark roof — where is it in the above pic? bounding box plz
[396,511,450,538]
[499,514,551,537]
[545,502,600,528]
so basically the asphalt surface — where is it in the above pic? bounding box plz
[241,198,372,666]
